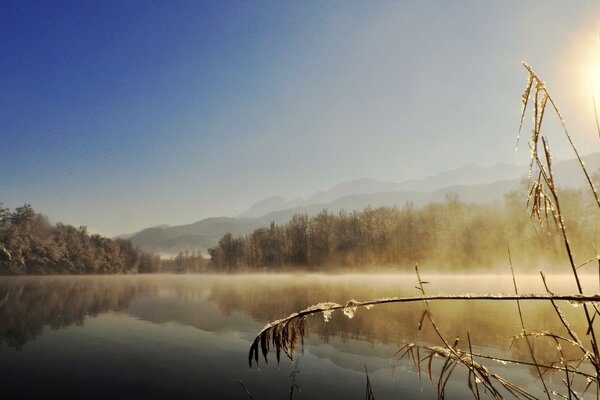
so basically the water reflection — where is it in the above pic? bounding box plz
[0,274,594,398]
[0,274,591,352]
[0,276,156,350]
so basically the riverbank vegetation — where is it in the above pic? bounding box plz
[0,203,208,275]
[0,203,162,274]
[208,187,599,272]
[4,181,599,275]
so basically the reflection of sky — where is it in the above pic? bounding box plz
[2,2,600,236]
[0,274,595,398]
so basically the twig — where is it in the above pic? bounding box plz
[238,380,254,400]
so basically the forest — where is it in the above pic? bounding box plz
[0,203,165,274]
[208,187,600,272]
[0,203,206,274]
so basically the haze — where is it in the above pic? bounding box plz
[2,1,600,236]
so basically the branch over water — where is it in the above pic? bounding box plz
[249,293,600,367]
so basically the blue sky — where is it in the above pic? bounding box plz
[2,1,600,235]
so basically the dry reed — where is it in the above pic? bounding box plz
[365,364,375,400]
[247,63,600,399]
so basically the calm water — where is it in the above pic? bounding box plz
[0,273,597,399]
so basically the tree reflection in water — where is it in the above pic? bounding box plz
[0,276,156,350]
[0,273,590,391]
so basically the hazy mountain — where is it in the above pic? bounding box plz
[238,196,304,218]
[116,224,171,240]
[239,162,525,217]
[552,152,600,188]
[125,217,268,256]
[253,179,520,226]
[394,162,524,192]
[123,152,600,256]
[304,178,402,205]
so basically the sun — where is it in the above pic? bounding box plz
[557,25,600,112]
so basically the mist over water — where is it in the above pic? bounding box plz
[0,273,594,399]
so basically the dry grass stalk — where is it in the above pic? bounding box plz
[591,82,600,142]
[289,360,300,400]
[248,63,600,399]
[520,62,600,210]
[520,63,600,392]
[248,293,600,365]
[509,247,551,399]
[397,342,540,400]
[238,380,254,399]
[365,364,375,400]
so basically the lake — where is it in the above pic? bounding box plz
[0,273,596,399]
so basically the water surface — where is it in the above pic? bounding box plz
[0,273,596,399]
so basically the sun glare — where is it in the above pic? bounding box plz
[560,24,600,137]
[589,57,600,103]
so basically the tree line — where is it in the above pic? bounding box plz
[161,250,206,273]
[4,186,597,274]
[208,189,599,272]
[0,203,164,274]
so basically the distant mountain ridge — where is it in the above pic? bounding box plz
[239,162,525,218]
[238,196,304,219]
[121,153,600,256]
[120,217,267,256]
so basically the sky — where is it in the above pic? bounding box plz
[2,0,600,236]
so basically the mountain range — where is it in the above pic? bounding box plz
[120,152,600,256]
